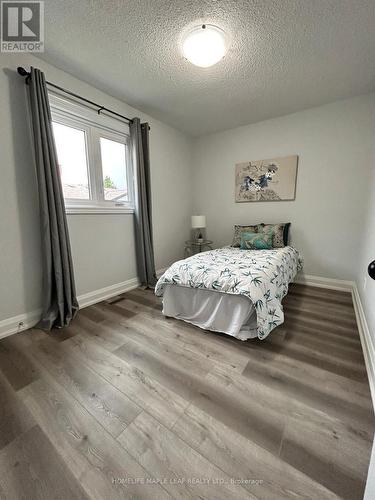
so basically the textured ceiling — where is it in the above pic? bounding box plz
[39,0,375,136]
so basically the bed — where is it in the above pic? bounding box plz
[155,246,302,340]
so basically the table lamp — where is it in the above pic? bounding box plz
[191,215,206,243]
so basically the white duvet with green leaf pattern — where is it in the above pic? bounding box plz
[155,246,303,340]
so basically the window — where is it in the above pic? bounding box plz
[52,122,90,200]
[100,137,128,202]
[50,93,133,214]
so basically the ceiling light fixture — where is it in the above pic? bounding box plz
[182,24,227,68]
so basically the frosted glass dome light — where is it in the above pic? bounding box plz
[182,24,227,68]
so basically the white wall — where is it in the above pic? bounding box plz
[192,94,375,281]
[358,159,375,336]
[0,53,192,323]
[356,139,375,404]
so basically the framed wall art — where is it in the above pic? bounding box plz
[235,155,298,202]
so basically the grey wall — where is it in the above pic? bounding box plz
[192,94,375,280]
[0,53,192,322]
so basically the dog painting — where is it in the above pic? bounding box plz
[235,155,298,202]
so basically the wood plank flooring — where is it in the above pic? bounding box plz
[0,283,373,499]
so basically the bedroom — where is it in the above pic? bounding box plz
[0,0,374,498]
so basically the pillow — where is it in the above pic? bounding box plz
[283,223,291,246]
[257,223,290,248]
[232,225,258,247]
[240,231,273,250]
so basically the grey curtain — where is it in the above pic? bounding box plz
[130,118,157,287]
[28,67,78,329]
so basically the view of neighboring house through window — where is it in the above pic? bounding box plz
[100,137,128,202]
[50,93,133,213]
[52,122,90,200]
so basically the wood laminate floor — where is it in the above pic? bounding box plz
[0,284,373,499]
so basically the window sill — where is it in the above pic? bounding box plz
[66,205,134,215]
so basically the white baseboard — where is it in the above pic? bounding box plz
[351,284,375,410]
[0,309,42,340]
[0,268,167,340]
[77,277,140,309]
[293,273,354,292]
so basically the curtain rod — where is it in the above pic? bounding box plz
[17,66,134,125]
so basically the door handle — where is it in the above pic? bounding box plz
[368,260,375,280]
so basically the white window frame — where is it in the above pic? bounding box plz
[49,92,134,215]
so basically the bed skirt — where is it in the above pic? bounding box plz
[162,285,258,341]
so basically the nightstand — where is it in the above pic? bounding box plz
[184,240,213,257]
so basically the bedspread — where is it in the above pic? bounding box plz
[155,246,303,339]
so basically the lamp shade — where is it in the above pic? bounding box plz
[191,215,206,228]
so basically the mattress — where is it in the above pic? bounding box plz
[162,284,258,340]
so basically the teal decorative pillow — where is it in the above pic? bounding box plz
[231,224,258,247]
[240,231,273,250]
